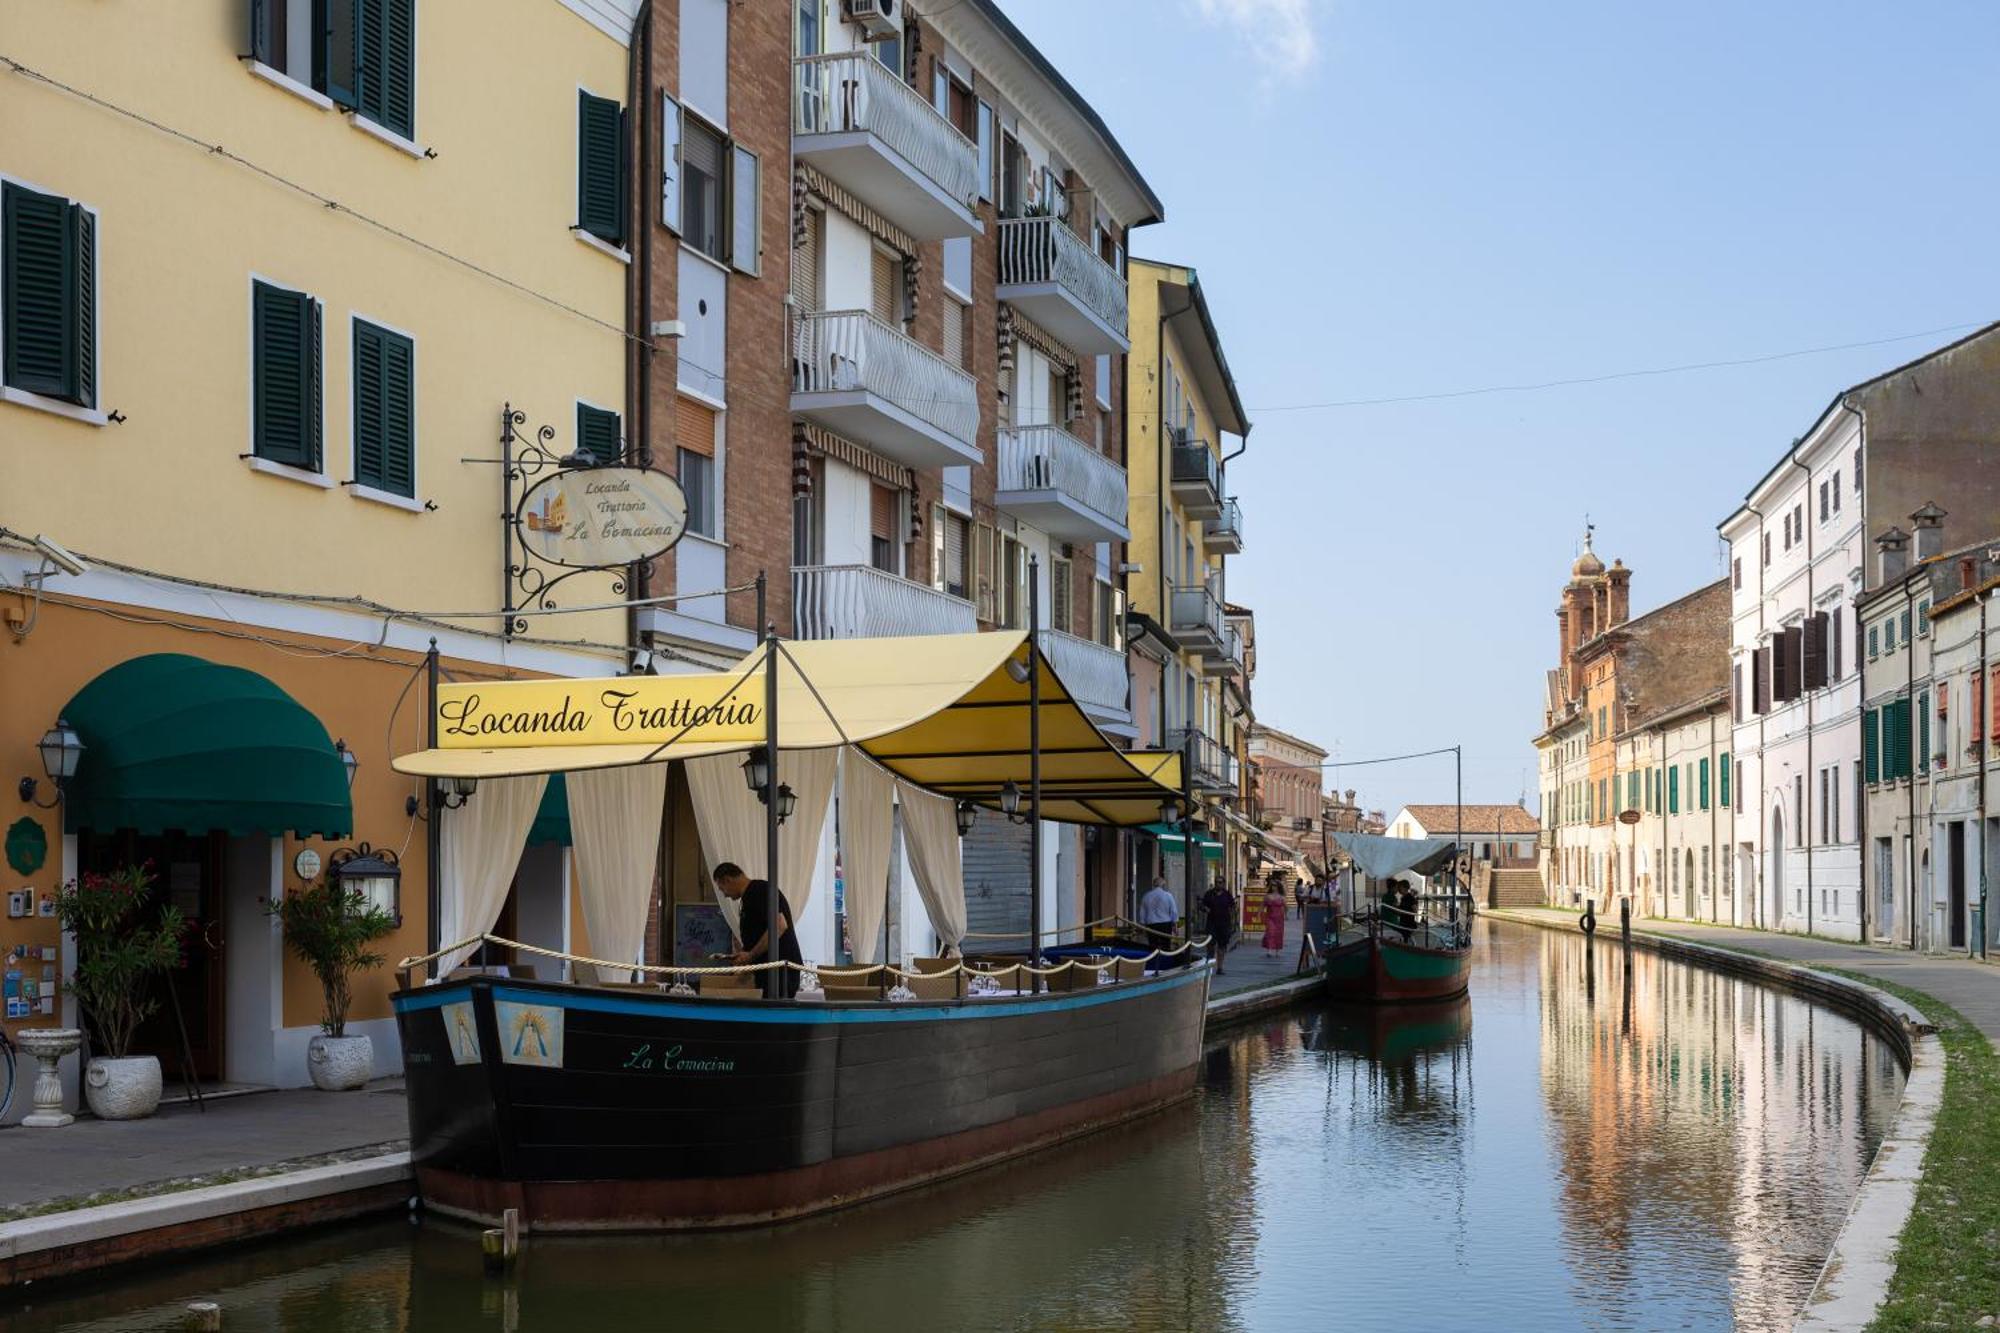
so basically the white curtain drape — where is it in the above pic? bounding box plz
[437,774,548,976]
[897,779,968,953]
[686,749,839,941]
[838,749,897,964]
[568,763,670,983]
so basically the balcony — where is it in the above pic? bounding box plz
[1037,628,1130,726]
[792,565,977,640]
[1201,622,1245,679]
[1172,728,1238,794]
[995,425,1131,542]
[1205,497,1243,554]
[995,217,1129,355]
[792,310,981,469]
[1169,584,1227,657]
[1169,438,1222,519]
[792,53,981,240]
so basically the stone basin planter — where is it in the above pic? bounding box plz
[85,1054,162,1120]
[308,1033,374,1091]
[17,1027,83,1127]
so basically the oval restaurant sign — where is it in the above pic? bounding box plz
[1617,808,1642,825]
[518,465,688,568]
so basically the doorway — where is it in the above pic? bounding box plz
[1769,810,1786,928]
[78,829,226,1082]
[1947,823,1966,951]
[1874,837,1895,942]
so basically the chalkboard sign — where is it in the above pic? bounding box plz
[674,903,737,965]
[1303,904,1337,944]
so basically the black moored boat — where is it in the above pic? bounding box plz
[395,962,1209,1229]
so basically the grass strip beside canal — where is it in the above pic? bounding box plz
[1803,973,2000,1333]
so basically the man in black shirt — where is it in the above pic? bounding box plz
[714,862,802,998]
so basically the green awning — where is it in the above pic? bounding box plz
[527,772,571,846]
[61,654,352,838]
[1139,822,1223,860]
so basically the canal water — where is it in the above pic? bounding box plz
[11,922,1906,1332]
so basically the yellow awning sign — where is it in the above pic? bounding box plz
[397,631,1185,827]
[437,674,761,750]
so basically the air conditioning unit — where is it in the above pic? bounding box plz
[847,0,899,38]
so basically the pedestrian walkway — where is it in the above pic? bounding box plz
[1496,907,2000,1045]
[1207,923,1314,999]
[0,1080,408,1217]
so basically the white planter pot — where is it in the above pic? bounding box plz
[84,1055,162,1121]
[308,1033,374,1091]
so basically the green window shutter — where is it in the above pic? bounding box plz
[576,402,621,464]
[353,320,414,495]
[3,183,95,407]
[252,282,322,469]
[1699,758,1710,810]
[1668,765,1679,815]
[1918,690,1930,774]
[355,0,415,139]
[1862,709,1878,783]
[1720,753,1731,808]
[577,92,626,245]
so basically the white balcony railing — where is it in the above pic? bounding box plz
[1170,583,1227,646]
[1038,628,1129,718]
[998,425,1130,533]
[996,216,1128,343]
[792,564,976,640]
[1208,497,1243,549]
[1172,727,1238,791]
[794,53,980,215]
[792,309,980,447]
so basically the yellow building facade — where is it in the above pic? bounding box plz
[0,0,638,1107]
[1124,258,1251,898]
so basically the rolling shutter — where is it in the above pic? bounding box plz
[576,402,622,465]
[941,297,965,368]
[252,282,323,470]
[791,206,821,314]
[3,183,95,407]
[675,394,714,456]
[577,91,626,246]
[870,248,899,324]
[353,320,415,495]
[869,484,896,543]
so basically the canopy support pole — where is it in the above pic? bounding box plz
[1181,729,1195,955]
[760,573,783,1002]
[1028,557,1043,994]
[425,639,442,982]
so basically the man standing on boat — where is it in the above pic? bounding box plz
[715,863,803,999]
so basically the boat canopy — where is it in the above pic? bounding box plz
[393,630,1183,827]
[1332,831,1459,880]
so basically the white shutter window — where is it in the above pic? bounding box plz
[730,144,760,275]
[933,67,949,115]
[1095,354,1111,408]
[661,92,683,234]
[792,206,821,313]
[976,101,994,202]
[942,297,966,368]
[870,248,900,324]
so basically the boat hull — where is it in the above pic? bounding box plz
[1322,934,1471,1004]
[392,968,1211,1231]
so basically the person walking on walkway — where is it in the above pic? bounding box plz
[1262,883,1288,956]
[1200,880,1237,976]
[1138,874,1178,952]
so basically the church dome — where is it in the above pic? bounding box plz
[1571,548,1605,578]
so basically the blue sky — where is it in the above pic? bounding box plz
[999,0,2000,818]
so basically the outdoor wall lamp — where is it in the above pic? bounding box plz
[772,783,798,823]
[955,800,978,837]
[439,774,479,810]
[1158,797,1181,826]
[998,780,1031,825]
[329,842,403,923]
[19,718,82,808]
[334,739,359,790]
[741,746,772,798]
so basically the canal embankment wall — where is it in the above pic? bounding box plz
[1483,908,1944,1333]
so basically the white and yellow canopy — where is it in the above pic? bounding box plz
[394,631,1183,827]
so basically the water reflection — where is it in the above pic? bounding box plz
[5,922,1903,1332]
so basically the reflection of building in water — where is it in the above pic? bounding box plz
[1535,931,1903,1329]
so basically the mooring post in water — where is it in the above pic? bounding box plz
[481,1211,519,1275]
[184,1302,221,1331]
[1581,902,1596,936]
[1620,897,1631,946]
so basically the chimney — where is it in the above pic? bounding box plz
[1607,559,1632,627]
[1876,526,1911,584]
[1911,502,1947,562]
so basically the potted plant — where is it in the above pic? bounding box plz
[53,865,185,1120]
[273,875,397,1091]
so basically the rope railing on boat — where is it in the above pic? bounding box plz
[397,928,1213,993]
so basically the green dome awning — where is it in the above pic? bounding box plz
[61,654,352,838]
[527,771,571,846]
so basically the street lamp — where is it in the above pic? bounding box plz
[329,842,403,921]
[772,782,798,823]
[19,718,83,808]
[999,780,1031,825]
[741,746,772,797]
[1158,797,1181,826]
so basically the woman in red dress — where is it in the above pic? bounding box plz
[1261,884,1287,955]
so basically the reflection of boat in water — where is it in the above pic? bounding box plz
[1301,996,1472,1063]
